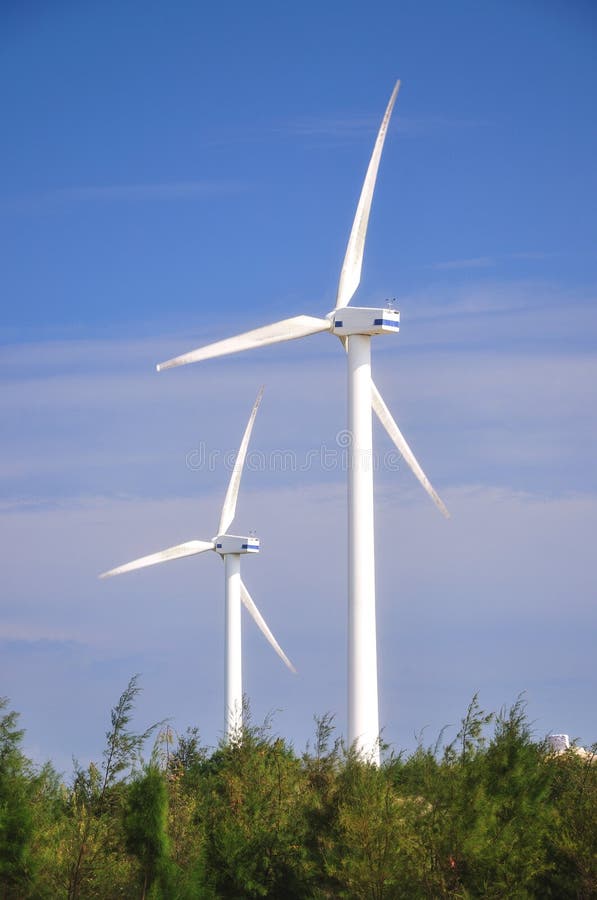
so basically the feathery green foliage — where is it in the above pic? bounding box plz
[124,764,171,898]
[0,698,34,896]
[1,683,595,899]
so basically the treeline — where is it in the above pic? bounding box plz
[1,678,595,899]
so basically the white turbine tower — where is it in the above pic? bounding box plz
[100,387,295,743]
[156,82,449,763]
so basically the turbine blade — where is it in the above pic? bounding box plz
[218,386,264,535]
[99,540,214,578]
[335,80,401,310]
[371,380,450,519]
[157,315,331,371]
[240,579,297,674]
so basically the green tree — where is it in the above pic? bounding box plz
[0,698,34,898]
[326,754,432,900]
[0,689,594,897]
[165,728,211,897]
[542,742,597,898]
[423,695,556,897]
[64,675,159,898]
[300,714,344,898]
[202,716,310,898]
[124,764,171,898]
[468,698,556,896]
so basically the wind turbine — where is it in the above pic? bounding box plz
[156,81,449,763]
[100,387,295,743]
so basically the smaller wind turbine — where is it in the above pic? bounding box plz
[99,387,295,743]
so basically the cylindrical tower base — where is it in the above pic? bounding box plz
[224,553,242,743]
[347,333,380,765]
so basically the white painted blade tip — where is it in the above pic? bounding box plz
[217,386,265,534]
[156,316,331,372]
[99,540,214,581]
[334,81,402,311]
[281,654,297,675]
[371,381,450,520]
[156,358,180,372]
[98,564,128,579]
[240,581,297,673]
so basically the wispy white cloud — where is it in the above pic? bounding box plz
[50,181,246,202]
[1,180,247,214]
[285,115,379,138]
[0,625,88,644]
[1,482,595,767]
[388,280,597,351]
[431,256,496,271]
[1,276,595,765]
[1,295,596,502]
[510,251,549,261]
[285,113,492,142]
[428,251,553,272]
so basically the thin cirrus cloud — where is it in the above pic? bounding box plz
[285,115,380,138]
[431,256,496,271]
[0,273,595,765]
[285,113,492,141]
[1,478,595,770]
[1,180,248,214]
[429,252,550,271]
[2,315,596,509]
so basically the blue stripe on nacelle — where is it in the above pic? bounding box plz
[373,318,400,328]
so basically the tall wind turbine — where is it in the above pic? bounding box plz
[156,82,449,763]
[100,387,295,743]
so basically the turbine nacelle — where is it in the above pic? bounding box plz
[328,306,400,337]
[214,534,260,555]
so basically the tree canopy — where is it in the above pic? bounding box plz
[0,682,594,899]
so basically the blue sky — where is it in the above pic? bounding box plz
[1,0,596,770]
